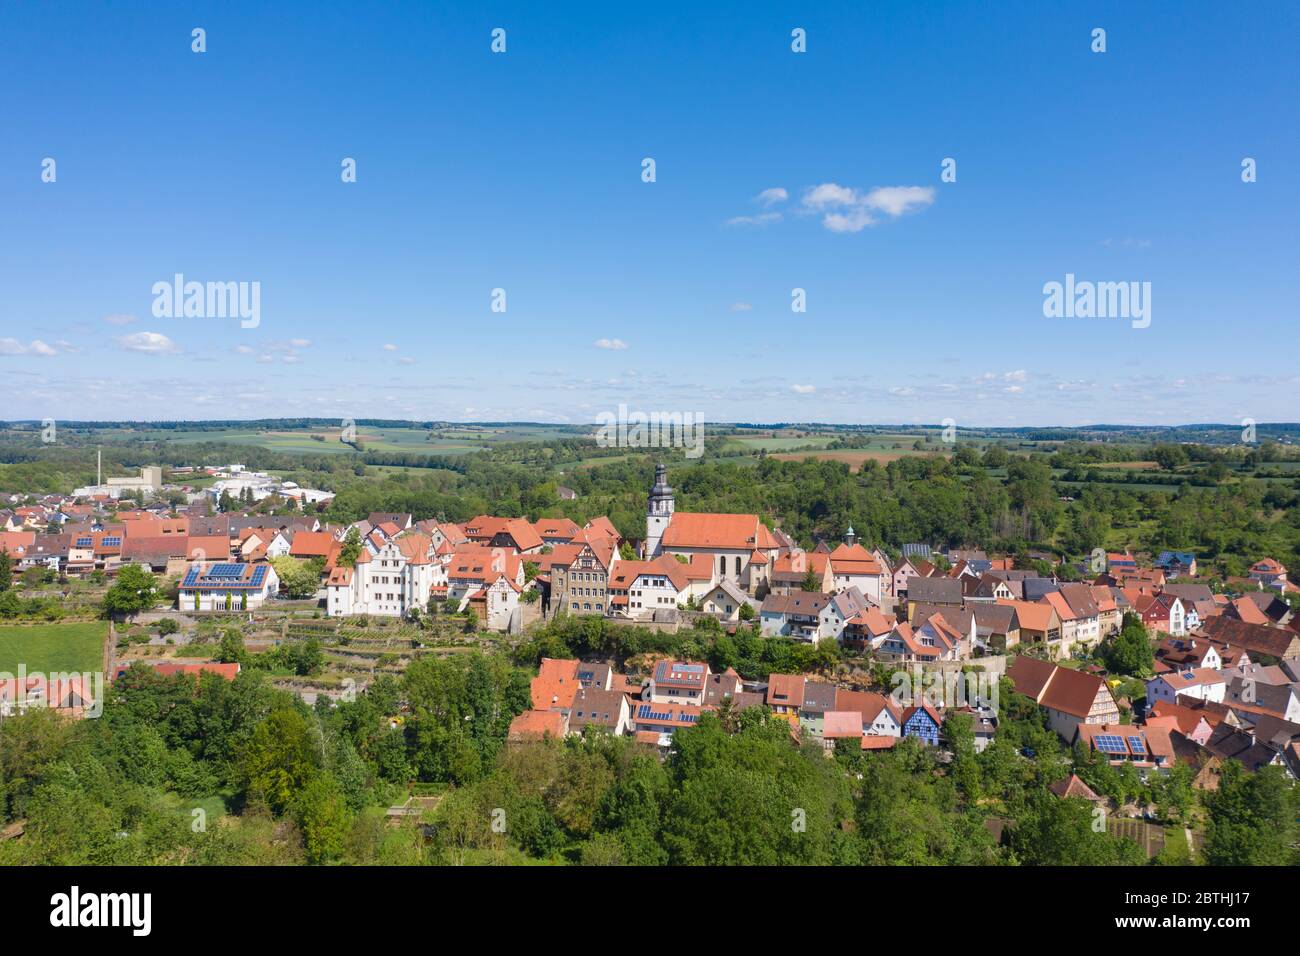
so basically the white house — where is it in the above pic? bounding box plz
[326,532,442,618]
[1145,668,1227,709]
[178,562,279,612]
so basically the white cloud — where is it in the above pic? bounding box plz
[862,186,936,217]
[1004,385,1024,394]
[1003,369,1027,382]
[803,183,859,209]
[118,332,180,355]
[802,183,936,233]
[290,338,312,348]
[790,384,816,394]
[725,212,782,227]
[594,338,628,351]
[756,187,788,206]
[398,356,416,365]
[103,314,136,326]
[0,338,61,357]
[234,344,255,355]
[731,302,754,312]
[823,209,875,233]
[382,343,398,351]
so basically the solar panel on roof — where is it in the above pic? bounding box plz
[1095,734,1127,754]
[1127,735,1146,755]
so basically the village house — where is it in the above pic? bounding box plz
[890,556,932,601]
[1008,656,1120,741]
[327,532,443,618]
[840,606,897,651]
[549,537,618,617]
[1145,668,1227,708]
[178,562,280,612]
[765,673,805,725]
[759,591,832,641]
[568,687,632,736]
[906,576,963,619]
[826,534,885,604]
[0,673,98,720]
[836,689,903,738]
[796,680,839,738]
[770,550,833,594]
[998,599,1062,650]
[462,515,544,554]
[901,701,944,747]
[1248,558,1288,592]
[1155,551,1198,578]
[1077,723,1176,772]
[645,660,711,705]
[698,578,757,622]
[631,699,704,745]
[1202,616,1300,661]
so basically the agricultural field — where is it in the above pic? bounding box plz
[93,423,582,457]
[770,448,944,471]
[0,621,107,674]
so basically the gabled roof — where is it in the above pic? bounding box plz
[1202,616,1300,658]
[446,546,523,583]
[827,543,882,576]
[608,554,691,592]
[835,689,902,726]
[290,531,336,557]
[1007,656,1110,719]
[661,512,771,551]
[765,673,806,708]
[530,658,580,711]
[822,710,864,739]
[998,599,1057,632]
[1048,774,1101,800]
[508,709,566,741]
[760,590,832,617]
[532,517,581,541]
[907,576,963,604]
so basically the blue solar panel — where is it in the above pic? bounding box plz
[1095,734,1127,754]
[75,537,92,547]
[1127,735,1146,755]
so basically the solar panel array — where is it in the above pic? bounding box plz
[179,563,268,589]
[1094,734,1128,754]
[1126,735,1146,755]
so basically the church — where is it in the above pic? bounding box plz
[643,463,781,596]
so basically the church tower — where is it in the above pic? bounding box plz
[645,463,675,558]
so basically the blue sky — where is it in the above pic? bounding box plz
[1,0,1296,426]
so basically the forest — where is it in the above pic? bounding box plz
[2,645,1294,866]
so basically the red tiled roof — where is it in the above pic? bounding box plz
[662,513,772,552]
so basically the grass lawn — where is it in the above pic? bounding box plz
[0,621,107,674]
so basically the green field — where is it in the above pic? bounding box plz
[113,423,583,457]
[0,621,107,674]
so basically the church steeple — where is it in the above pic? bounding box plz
[645,463,675,557]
